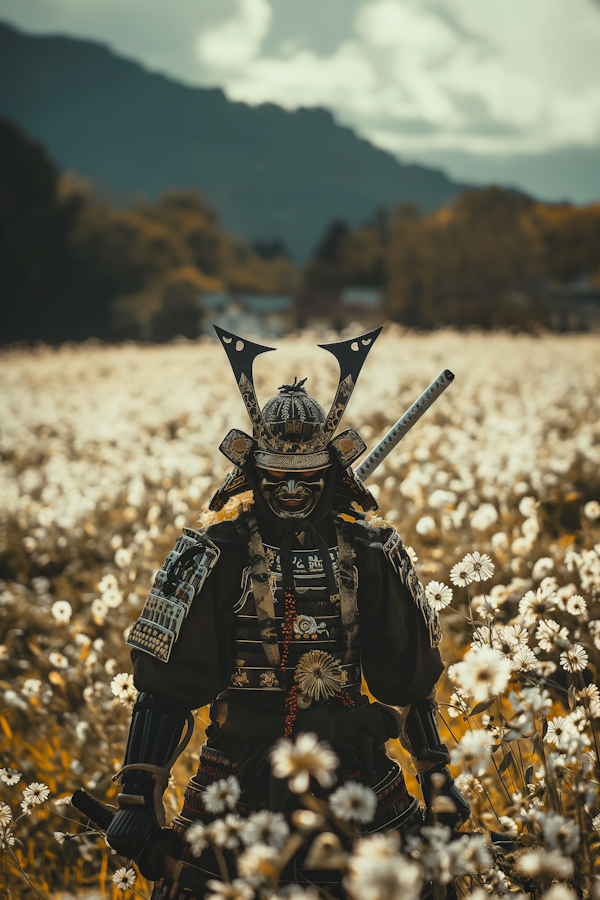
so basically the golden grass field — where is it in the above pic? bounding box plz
[2,326,600,900]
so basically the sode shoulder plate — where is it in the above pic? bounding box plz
[127,528,220,663]
[382,529,442,649]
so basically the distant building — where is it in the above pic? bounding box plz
[202,293,295,337]
[544,276,600,330]
[298,286,384,332]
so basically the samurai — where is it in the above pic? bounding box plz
[104,326,469,897]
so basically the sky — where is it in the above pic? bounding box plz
[1,0,600,202]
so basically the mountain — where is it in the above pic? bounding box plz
[0,21,466,259]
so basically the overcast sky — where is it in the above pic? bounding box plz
[2,0,599,201]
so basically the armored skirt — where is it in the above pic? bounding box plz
[130,511,444,898]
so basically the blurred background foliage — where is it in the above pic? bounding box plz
[2,114,600,346]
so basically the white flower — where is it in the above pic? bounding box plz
[566,594,587,616]
[454,773,484,797]
[0,768,21,786]
[424,581,453,611]
[187,821,209,856]
[512,646,537,672]
[114,547,132,569]
[112,867,137,890]
[329,781,377,823]
[545,717,578,750]
[543,811,580,852]
[21,678,42,697]
[270,732,338,793]
[0,830,15,849]
[584,500,600,520]
[49,651,69,669]
[110,673,138,705]
[592,813,600,833]
[463,551,494,582]
[535,619,569,651]
[560,644,588,672]
[98,573,118,592]
[470,503,498,531]
[208,814,243,849]
[102,587,123,609]
[449,730,493,775]
[345,854,422,900]
[454,647,511,702]
[498,816,518,837]
[416,516,436,536]
[91,598,108,622]
[54,831,67,845]
[405,546,418,565]
[353,832,400,859]
[20,799,33,815]
[450,560,475,587]
[202,775,241,813]
[519,588,557,624]
[22,782,50,805]
[517,849,574,879]
[237,842,278,886]
[542,886,577,900]
[0,803,12,827]
[240,810,289,849]
[532,557,554,580]
[205,879,255,900]
[51,600,72,623]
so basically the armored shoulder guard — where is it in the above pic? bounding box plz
[340,517,442,649]
[127,528,220,662]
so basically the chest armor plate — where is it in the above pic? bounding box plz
[229,543,360,691]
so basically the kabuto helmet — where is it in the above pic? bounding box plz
[209,324,382,519]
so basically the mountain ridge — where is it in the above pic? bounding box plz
[0,21,467,258]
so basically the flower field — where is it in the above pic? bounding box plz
[2,326,600,900]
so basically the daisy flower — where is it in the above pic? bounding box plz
[0,768,21,786]
[560,644,588,673]
[449,730,493,775]
[424,581,453,611]
[51,600,72,624]
[463,552,495,582]
[54,832,67,845]
[202,775,241,813]
[535,619,569,652]
[205,879,255,900]
[0,803,12,827]
[566,594,587,616]
[22,782,50,805]
[328,781,377,823]
[519,588,557,625]
[110,673,138,704]
[270,732,338,794]
[187,821,209,856]
[112,867,137,890]
[450,560,475,587]
[240,810,289,849]
[236,843,278,886]
[454,647,511,702]
[208,814,242,849]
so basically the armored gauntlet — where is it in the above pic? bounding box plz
[405,698,470,828]
[105,691,190,860]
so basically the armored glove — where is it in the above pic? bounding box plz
[404,698,470,828]
[105,691,190,860]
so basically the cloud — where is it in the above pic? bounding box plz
[196,0,600,157]
[196,0,272,71]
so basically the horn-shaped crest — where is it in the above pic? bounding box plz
[215,324,383,453]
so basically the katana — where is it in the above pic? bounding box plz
[355,369,455,483]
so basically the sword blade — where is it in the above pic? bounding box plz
[355,369,455,483]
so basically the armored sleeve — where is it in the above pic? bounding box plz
[129,529,247,710]
[354,533,444,708]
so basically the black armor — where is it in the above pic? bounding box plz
[108,325,467,898]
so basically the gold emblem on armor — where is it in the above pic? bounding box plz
[231,668,249,687]
[260,670,280,688]
[293,614,328,640]
[294,650,344,701]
